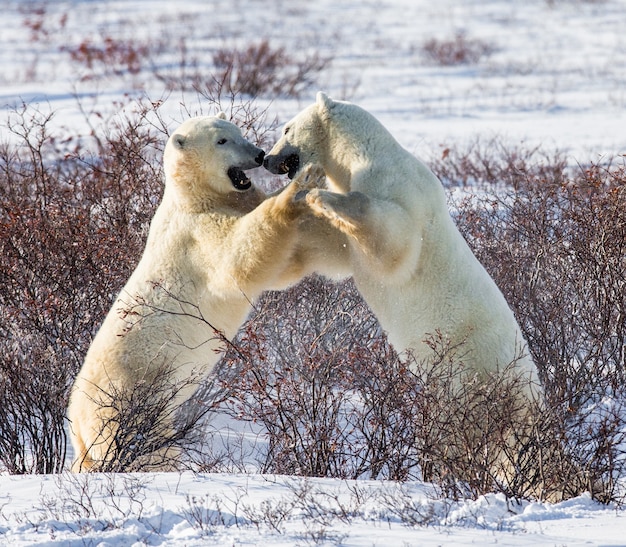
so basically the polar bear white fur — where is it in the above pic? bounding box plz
[264,92,541,395]
[68,114,350,472]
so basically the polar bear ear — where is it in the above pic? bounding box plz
[316,91,333,112]
[173,134,186,149]
[216,111,227,120]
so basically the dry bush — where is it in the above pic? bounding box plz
[20,2,68,44]
[434,143,626,405]
[423,32,494,66]
[155,38,330,98]
[219,278,570,501]
[212,39,330,98]
[433,142,626,502]
[223,279,622,502]
[62,36,151,78]
[188,84,280,155]
[19,3,157,85]
[221,277,381,478]
[74,364,228,473]
[20,3,330,98]
[32,473,151,534]
[0,101,164,472]
[0,338,67,474]
[21,4,155,84]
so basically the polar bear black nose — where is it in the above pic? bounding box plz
[255,150,265,165]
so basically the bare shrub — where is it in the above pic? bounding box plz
[220,277,566,500]
[379,484,439,527]
[155,38,330,99]
[20,2,68,44]
[182,493,236,535]
[350,334,572,502]
[212,39,330,98]
[433,142,626,502]
[423,32,494,66]
[0,101,164,472]
[569,397,626,504]
[21,4,332,96]
[62,36,151,79]
[0,338,67,474]
[188,84,280,157]
[222,277,380,478]
[73,365,225,473]
[31,473,152,536]
[435,144,626,404]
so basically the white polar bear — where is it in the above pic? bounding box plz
[264,92,541,395]
[68,113,350,472]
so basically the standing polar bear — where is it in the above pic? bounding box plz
[265,92,541,395]
[68,114,349,472]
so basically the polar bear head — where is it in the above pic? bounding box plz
[164,114,265,201]
[264,92,390,190]
[263,93,333,180]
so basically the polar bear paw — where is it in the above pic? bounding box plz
[296,163,327,190]
[306,188,344,222]
[290,163,326,202]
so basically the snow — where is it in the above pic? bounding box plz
[1,472,624,546]
[1,0,625,544]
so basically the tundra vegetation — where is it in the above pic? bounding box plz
[1,8,624,505]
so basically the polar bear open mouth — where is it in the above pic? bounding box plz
[283,154,300,179]
[228,166,252,190]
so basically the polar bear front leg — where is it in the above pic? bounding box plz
[214,163,330,297]
[306,188,420,280]
[306,188,370,233]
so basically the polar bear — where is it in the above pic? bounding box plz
[68,114,350,472]
[264,92,541,396]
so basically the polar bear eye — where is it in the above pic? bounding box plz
[217,138,228,145]
[284,126,290,135]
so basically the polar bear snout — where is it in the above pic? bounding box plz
[238,144,265,170]
[264,152,300,179]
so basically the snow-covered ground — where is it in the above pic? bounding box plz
[2,0,625,159]
[1,471,625,546]
[1,0,625,544]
